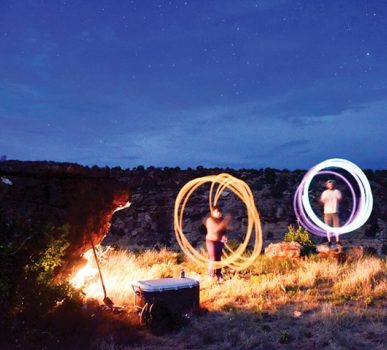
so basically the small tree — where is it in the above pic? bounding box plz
[284,225,315,254]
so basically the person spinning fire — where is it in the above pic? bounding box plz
[204,205,231,283]
[320,179,342,248]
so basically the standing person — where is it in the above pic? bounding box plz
[320,180,342,247]
[204,205,231,282]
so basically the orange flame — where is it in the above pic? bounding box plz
[70,249,98,289]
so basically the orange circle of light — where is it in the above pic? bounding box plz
[174,173,263,271]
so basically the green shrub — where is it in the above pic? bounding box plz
[284,225,315,254]
[0,216,82,347]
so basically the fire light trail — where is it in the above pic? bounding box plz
[174,173,263,271]
[294,158,373,237]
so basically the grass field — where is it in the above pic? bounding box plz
[72,248,387,350]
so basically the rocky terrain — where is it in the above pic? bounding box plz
[1,161,386,262]
[104,166,387,255]
[0,160,129,272]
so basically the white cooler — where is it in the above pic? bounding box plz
[132,277,200,319]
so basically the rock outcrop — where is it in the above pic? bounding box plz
[105,167,387,256]
[264,241,303,258]
[317,244,365,262]
[1,162,386,265]
[0,161,130,273]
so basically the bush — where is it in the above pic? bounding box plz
[264,168,276,184]
[0,216,82,347]
[270,176,288,198]
[284,225,315,254]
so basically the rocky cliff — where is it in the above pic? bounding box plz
[104,167,387,255]
[1,161,386,265]
[0,161,130,272]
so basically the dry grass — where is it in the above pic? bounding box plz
[71,248,184,306]
[71,248,387,349]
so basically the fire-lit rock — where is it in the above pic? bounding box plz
[264,241,303,258]
[0,161,130,275]
[317,243,364,262]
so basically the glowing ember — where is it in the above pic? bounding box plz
[113,201,131,214]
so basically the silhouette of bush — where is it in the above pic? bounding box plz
[0,213,82,348]
[264,167,276,184]
[271,176,288,198]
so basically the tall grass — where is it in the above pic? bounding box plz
[70,248,386,350]
[71,248,386,311]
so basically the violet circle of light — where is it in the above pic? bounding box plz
[294,158,373,237]
[301,159,373,235]
[293,170,356,236]
[294,170,357,237]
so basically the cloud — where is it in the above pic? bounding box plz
[271,82,387,120]
[120,98,387,169]
[276,140,311,152]
[111,155,141,161]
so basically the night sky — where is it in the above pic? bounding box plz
[1,0,386,169]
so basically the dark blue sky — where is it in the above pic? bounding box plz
[1,0,386,169]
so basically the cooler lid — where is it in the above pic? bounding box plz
[132,277,199,292]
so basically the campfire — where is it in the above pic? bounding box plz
[70,249,98,289]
